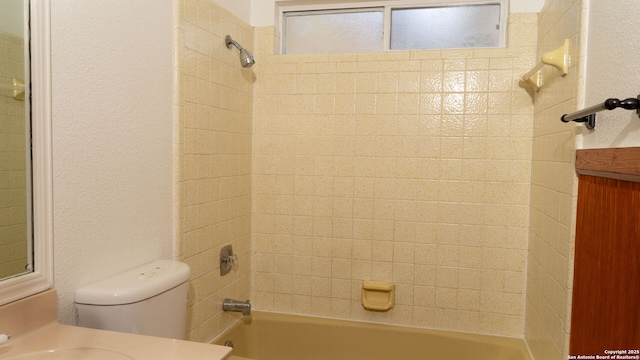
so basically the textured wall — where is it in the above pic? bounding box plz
[0,32,27,279]
[212,0,251,26]
[580,0,640,149]
[525,0,583,359]
[250,14,537,337]
[50,0,174,324]
[175,0,254,342]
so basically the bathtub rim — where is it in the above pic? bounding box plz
[212,310,533,359]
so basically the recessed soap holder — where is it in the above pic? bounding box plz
[220,244,238,276]
[362,281,395,312]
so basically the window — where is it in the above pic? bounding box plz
[284,9,384,54]
[390,5,502,50]
[279,1,508,54]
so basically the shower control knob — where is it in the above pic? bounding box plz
[223,254,238,267]
[220,244,238,276]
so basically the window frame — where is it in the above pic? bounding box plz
[276,0,509,54]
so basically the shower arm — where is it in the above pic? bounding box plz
[225,36,243,51]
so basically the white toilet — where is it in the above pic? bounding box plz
[74,260,191,339]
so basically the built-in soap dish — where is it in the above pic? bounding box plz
[361,281,394,312]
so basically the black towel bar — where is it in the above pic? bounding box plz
[561,94,640,130]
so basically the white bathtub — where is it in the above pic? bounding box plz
[213,312,532,360]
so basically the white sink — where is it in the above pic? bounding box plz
[4,347,136,360]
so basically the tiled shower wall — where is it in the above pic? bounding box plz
[250,14,537,337]
[0,32,27,279]
[525,0,583,358]
[175,0,254,342]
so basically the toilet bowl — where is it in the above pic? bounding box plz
[74,260,190,339]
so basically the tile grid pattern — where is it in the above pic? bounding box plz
[175,0,254,342]
[0,32,27,279]
[525,0,583,359]
[250,14,537,337]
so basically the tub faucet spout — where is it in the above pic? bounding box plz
[223,298,251,316]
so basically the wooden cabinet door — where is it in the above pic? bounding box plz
[569,175,640,356]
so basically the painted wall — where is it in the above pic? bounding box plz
[250,14,537,337]
[175,0,254,342]
[525,0,584,359]
[50,0,174,324]
[213,0,251,26]
[579,0,640,149]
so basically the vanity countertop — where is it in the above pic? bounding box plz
[0,290,232,360]
[0,322,232,360]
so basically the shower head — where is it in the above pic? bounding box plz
[239,48,255,68]
[225,35,255,68]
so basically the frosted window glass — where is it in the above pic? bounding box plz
[284,10,384,54]
[390,5,501,50]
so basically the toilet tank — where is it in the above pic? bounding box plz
[74,260,190,339]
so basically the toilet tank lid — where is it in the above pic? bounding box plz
[74,260,191,305]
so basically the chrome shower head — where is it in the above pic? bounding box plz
[239,48,255,68]
[225,35,255,68]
